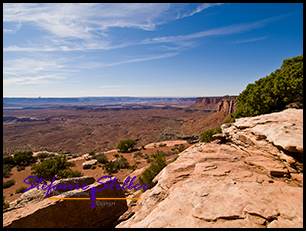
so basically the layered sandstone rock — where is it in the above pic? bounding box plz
[217,99,237,114]
[4,177,128,228]
[189,95,237,112]
[116,109,303,228]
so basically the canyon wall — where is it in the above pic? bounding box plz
[189,95,237,113]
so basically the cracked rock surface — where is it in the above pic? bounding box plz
[116,109,303,228]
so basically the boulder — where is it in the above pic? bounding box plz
[82,159,97,169]
[3,177,128,228]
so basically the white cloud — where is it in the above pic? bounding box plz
[3,3,224,52]
[3,74,66,85]
[229,36,269,44]
[80,52,179,69]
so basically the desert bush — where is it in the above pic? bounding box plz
[31,154,76,181]
[3,156,15,166]
[133,151,143,158]
[117,139,137,153]
[159,143,167,147]
[142,153,149,159]
[3,196,9,210]
[3,180,16,189]
[232,54,303,118]
[90,165,97,170]
[96,153,108,164]
[3,151,36,167]
[72,170,83,178]
[103,161,117,174]
[3,164,13,178]
[139,152,166,189]
[13,151,37,166]
[103,156,129,174]
[89,150,95,156]
[178,144,186,153]
[17,165,26,171]
[15,186,28,194]
[200,129,216,143]
[37,152,49,159]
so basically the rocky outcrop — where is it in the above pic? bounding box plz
[116,109,303,228]
[4,177,128,228]
[188,95,237,111]
[82,159,97,169]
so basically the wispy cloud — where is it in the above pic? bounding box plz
[3,57,69,85]
[176,3,224,19]
[99,52,179,67]
[3,3,224,53]
[3,74,66,85]
[142,15,284,45]
[228,36,269,44]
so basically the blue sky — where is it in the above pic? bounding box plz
[3,3,303,97]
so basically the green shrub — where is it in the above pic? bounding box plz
[89,150,95,156]
[103,161,117,174]
[233,54,303,118]
[139,152,166,189]
[3,164,13,178]
[37,152,49,159]
[13,151,37,166]
[72,170,82,177]
[31,154,75,181]
[3,156,14,166]
[159,143,167,147]
[133,151,143,158]
[15,186,28,194]
[103,156,129,174]
[3,196,9,210]
[178,144,186,153]
[200,129,216,143]
[17,165,26,171]
[3,180,15,189]
[90,165,97,170]
[96,153,108,164]
[116,139,137,153]
[215,126,222,134]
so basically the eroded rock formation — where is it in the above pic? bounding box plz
[188,95,237,112]
[116,109,303,228]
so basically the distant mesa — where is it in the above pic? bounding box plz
[188,95,237,113]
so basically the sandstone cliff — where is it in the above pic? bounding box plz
[116,109,303,228]
[188,95,237,112]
